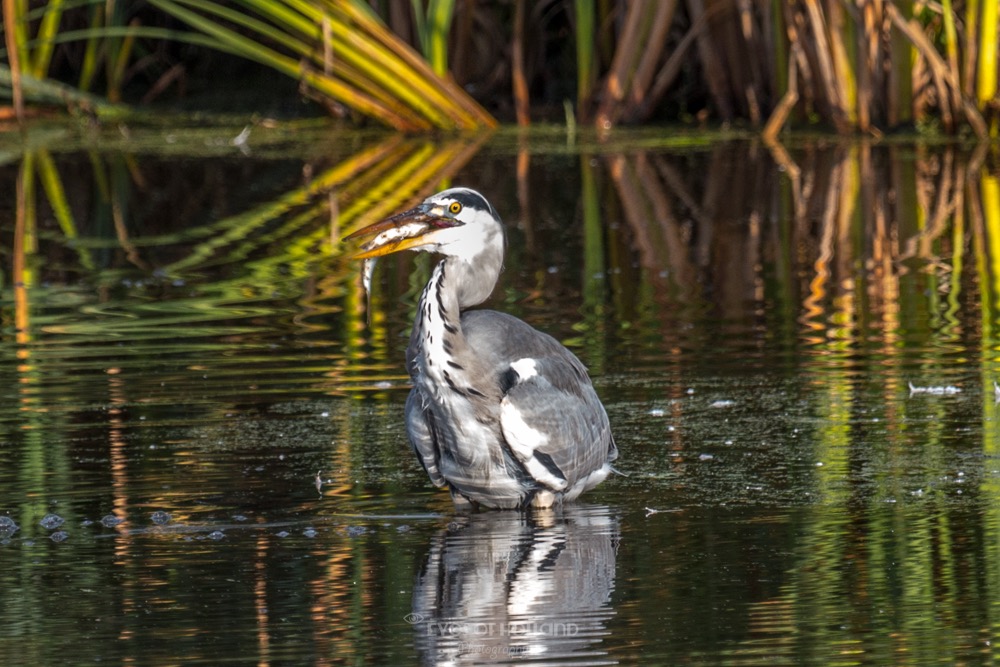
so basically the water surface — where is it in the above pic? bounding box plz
[2,124,999,664]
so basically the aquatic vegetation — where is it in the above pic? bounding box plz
[0,0,494,130]
[1,1,996,135]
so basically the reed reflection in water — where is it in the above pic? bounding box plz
[2,129,1000,664]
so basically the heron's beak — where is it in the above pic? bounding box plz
[344,204,461,260]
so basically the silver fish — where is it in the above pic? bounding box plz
[362,257,378,321]
[362,256,377,297]
[360,220,431,255]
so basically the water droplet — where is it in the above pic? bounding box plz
[40,514,64,530]
[276,531,290,538]
[150,511,171,525]
[0,516,19,539]
[232,514,248,522]
[207,530,225,540]
[101,514,124,528]
[49,531,69,543]
[303,528,318,538]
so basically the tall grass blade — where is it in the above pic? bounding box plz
[826,0,855,126]
[102,0,127,103]
[762,49,798,141]
[77,2,103,92]
[975,0,998,128]
[29,0,65,78]
[2,0,26,122]
[0,64,129,117]
[963,0,980,97]
[686,0,733,121]
[626,0,677,119]
[425,0,455,77]
[512,0,529,125]
[574,0,594,116]
[595,0,655,130]
[410,0,427,55]
[638,5,716,123]
[109,18,139,104]
[888,0,914,126]
[855,0,878,131]
[802,0,847,130]
[941,0,961,115]
[770,0,787,97]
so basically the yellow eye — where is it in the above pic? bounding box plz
[448,201,462,215]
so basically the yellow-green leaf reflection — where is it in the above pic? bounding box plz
[7,133,487,413]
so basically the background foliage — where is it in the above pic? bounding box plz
[1,1,998,134]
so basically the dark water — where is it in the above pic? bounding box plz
[2,123,1000,665]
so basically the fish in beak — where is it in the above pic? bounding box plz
[344,201,464,302]
[344,203,463,260]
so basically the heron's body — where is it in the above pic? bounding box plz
[347,188,617,509]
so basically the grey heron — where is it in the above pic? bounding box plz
[346,188,617,509]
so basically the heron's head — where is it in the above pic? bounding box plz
[346,188,504,263]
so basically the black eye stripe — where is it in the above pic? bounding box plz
[431,188,502,223]
[448,190,496,216]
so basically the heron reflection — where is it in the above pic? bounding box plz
[409,504,619,665]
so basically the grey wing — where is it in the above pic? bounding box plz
[405,388,446,488]
[499,355,615,492]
